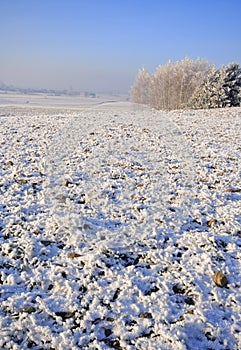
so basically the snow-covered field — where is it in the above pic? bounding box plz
[0,95,241,349]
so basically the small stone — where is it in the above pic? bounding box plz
[138,312,152,319]
[172,284,185,294]
[205,331,216,341]
[40,240,53,246]
[213,271,228,287]
[111,288,120,302]
[61,271,67,278]
[20,306,36,314]
[77,194,86,204]
[104,328,112,337]
[184,296,195,305]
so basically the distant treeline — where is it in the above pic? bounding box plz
[0,81,81,96]
[130,57,241,110]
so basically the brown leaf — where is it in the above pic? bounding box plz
[170,315,185,324]
[185,309,194,315]
[62,179,72,187]
[20,306,36,314]
[213,271,228,287]
[16,179,28,185]
[68,252,81,258]
[207,219,217,227]
[200,178,209,183]
[55,311,74,319]
[6,160,14,166]
[226,188,241,193]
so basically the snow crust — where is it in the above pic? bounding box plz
[0,98,241,349]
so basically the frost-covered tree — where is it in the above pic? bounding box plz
[222,62,241,106]
[149,57,210,110]
[149,60,174,110]
[176,57,210,108]
[189,62,241,109]
[130,68,152,104]
[189,66,223,109]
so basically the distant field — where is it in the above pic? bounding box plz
[0,92,128,109]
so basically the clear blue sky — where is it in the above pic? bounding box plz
[1,0,241,93]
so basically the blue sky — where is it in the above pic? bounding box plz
[1,0,241,93]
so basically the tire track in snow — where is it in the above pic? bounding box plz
[44,104,196,252]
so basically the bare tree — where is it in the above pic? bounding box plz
[176,57,210,108]
[130,68,152,105]
[150,61,174,110]
[131,57,210,110]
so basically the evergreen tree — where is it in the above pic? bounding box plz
[189,62,241,109]
[222,62,241,106]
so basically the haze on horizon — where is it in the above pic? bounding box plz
[1,0,241,94]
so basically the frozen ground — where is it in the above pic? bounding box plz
[0,95,241,349]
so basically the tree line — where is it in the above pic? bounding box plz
[130,57,241,110]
